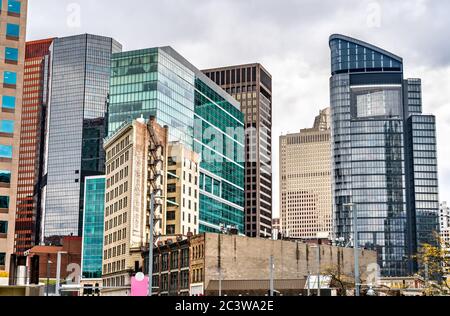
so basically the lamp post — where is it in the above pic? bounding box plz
[344,202,360,297]
[46,255,52,297]
[269,255,274,296]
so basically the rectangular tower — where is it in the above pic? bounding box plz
[41,34,122,242]
[108,47,245,235]
[102,117,169,295]
[329,34,440,276]
[0,0,28,275]
[280,108,332,240]
[202,64,273,238]
[14,38,54,258]
[81,175,105,282]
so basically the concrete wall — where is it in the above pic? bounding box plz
[203,233,377,286]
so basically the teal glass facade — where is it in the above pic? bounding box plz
[81,176,105,279]
[108,47,245,233]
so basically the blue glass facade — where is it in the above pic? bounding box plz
[42,34,122,241]
[108,47,245,233]
[329,35,440,276]
[82,176,105,279]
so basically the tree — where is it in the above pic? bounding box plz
[414,233,450,295]
[323,264,362,296]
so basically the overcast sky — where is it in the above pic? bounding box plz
[27,0,450,218]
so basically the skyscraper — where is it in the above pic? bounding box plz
[280,108,332,240]
[41,34,122,242]
[329,34,440,276]
[202,64,273,238]
[0,0,27,275]
[14,38,54,258]
[107,47,245,234]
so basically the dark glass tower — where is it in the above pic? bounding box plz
[329,34,440,276]
[41,34,122,242]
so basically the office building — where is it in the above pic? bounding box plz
[13,38,54,259]
[108,47,245,234]
[41,34,121,242]
[166,142,200,236]
[0,0,28,276]
[102,117,169,295]
[203,64,273,238]
[329,34,440,276]
[81,176,106,285]
[280,108,332,241]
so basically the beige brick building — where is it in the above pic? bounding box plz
[166,143,200,237]
[101,117,200,295]
[0,0,28,275]
[279,108,332,240]
[189,233,377,296]
[101,117,168,295]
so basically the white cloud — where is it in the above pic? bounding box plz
[26,0,450,217]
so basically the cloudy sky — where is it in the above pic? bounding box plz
[27,0,450,217]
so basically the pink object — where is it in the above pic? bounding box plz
[131,274,149,296]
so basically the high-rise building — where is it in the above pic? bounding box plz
[202,64,273,238]
[14,38,54,259]
[108,47,245,234]
[280,108,332,240]
[102,117,169,295]
[329,34,440,276]
[166,142,200,236]
[81,176,105,283]
[0,0,28,275]
[41,34,122,242]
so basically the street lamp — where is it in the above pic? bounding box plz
[344,202,360,297]
[46,255,53,297]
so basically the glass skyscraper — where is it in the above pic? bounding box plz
[81,176,105,280]
[329,34,439,276]
[41,34,122,242]
[108,47,245,233]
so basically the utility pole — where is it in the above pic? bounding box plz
[269,255,274,296]
[148,192,155,297]
[352,203,360,297]
[46,255,51,297]
[317,245,321,297]
[344,202,359,296]
[218,267,222,297]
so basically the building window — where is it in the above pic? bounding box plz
[0,253,5,266]
[167,225,175,235]
[0,120,14,134]
[6,23,20,39]
[7,0,21,15]
[0,221,7,234]
[1,96,15,110]
[0,196,9,209]
[3,71,17,86]
[166,211,176,221]
[0,145,13,159]
[5,47,18,63]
